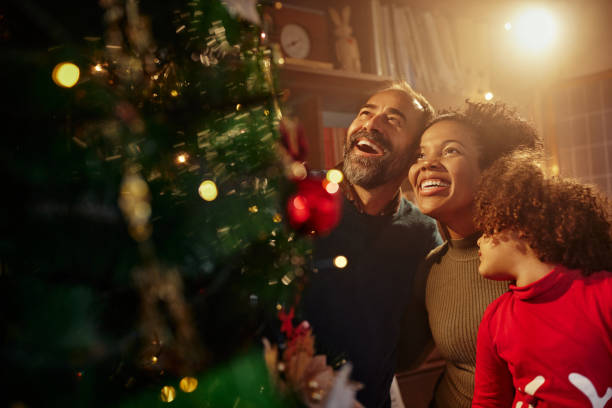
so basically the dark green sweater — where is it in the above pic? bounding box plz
[302,196,441,408]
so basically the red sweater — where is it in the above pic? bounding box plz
[473,266,612,408]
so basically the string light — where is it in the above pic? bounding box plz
[198,180,218,201]
[176,153,188,164]
[333,255,348,269]
[52,62,80,88]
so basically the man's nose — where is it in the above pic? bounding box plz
[363,113,384,132]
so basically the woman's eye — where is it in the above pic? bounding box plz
[415,152,425,160]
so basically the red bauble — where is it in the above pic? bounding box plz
[286,176,342,236]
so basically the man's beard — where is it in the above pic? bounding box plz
[342,130,411,190]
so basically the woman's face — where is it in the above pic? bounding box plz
[408,120,482,226]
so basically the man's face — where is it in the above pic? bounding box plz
[343,90,422,189]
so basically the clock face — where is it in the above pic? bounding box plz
[280,23,311,59]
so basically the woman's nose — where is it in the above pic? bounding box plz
[421,157,441,169]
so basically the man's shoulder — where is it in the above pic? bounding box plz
[395,198,440,232]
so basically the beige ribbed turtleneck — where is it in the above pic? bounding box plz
[425,234,509,408]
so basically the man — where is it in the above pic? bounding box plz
[301,82,442,408]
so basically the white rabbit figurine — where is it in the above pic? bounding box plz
[329,6,361,73]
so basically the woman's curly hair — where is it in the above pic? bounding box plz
[424,101,543,170]
[475,149,612,275]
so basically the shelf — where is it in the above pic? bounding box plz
[279,63,393,112]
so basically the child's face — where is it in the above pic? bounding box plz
[477,230,527,281]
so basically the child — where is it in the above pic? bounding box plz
[471,150,612,408]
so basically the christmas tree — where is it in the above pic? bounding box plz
[0,1,344,406]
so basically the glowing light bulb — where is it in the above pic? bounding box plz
[514,8,557,52]
[333,255,348,269]
[94,64,103,72]
[484,92,494,101]
[170,89,179,97]
[198,180,218,201]
[326,169,344,184]
[260,32,267,40]
[176,153,188,164]
[52,62,80,88]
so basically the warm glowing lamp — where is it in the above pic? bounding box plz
[484,92,494,101]
[52,62,80,88]
[514,8,557,52]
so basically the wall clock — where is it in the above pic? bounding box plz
[280,23,311,59]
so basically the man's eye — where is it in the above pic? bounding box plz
[415,152,425,160]
[359,111,370,118]
[443,147,460,155]
[388,116,399,124]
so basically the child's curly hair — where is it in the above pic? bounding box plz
[424,101,542,170]
[474,149,612,275]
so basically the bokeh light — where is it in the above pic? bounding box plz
[176,153,188,164]
[326,169,344,184]
[484,92,494,101]
[323,180,339,194]
[504,22,512,31]
[160,385,176,403]
[52,62,80,88]
[333,255,348,269]
[198,180,218,201]
[179,376,198,393]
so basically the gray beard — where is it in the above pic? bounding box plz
[342,148,410,190]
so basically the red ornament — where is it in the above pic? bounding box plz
[286,176,342,236]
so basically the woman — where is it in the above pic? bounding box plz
[400,101,541,408]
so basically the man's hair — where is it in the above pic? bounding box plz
[380,81,435,133]
[475,149,612,275]
[425,101,542,170]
